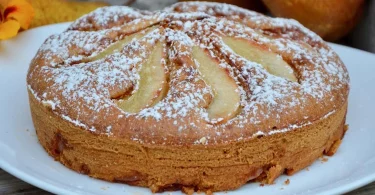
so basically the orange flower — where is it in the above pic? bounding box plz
[0,0,34,40]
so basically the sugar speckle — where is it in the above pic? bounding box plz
[27,2,349,145]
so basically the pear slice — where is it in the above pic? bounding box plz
[192,46,241,122]
[117,42,167,113]
[85,27,155,62]
[222,36,298,82]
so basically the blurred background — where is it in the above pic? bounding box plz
[25,0,374,53]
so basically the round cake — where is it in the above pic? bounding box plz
[27,2,350,194]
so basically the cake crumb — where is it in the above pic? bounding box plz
[321,157,329,163]
[305,167,310,171]
[182,186,194,195]
[326,139,342,156]
[344,124,349,132]
[284,179,290,185]
[260,184,265,187]
[194,189,212,195]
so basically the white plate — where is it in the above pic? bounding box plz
[1,23,375,195]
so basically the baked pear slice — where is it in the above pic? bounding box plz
[85,27,155,62]
[117,42,167,113]
[192,46,241,122]
[222,36,298,82]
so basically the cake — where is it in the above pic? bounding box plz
[27,2,350,194]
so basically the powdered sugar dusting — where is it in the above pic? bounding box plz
[69,6,148,30]
[27,2,349,145]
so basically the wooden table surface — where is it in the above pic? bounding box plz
[0,168,374,195]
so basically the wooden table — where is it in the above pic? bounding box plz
[0,168,374,195]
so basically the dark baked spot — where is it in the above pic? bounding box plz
[285,168,294,175]
[65,159,72,167]
[80,164,90,175]
[50,132,69,157]
[155,184,210,195]
[257,134,264,139]
[155,184,188,192]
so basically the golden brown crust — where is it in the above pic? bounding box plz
[30,91,347,192]
[27,2,349,146]
[27,2,350,193]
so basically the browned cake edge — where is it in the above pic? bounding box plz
[29,91,347,194]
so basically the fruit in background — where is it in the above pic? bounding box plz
[262,0,365,41]
[29,0,109,28]
[179,0,267,13]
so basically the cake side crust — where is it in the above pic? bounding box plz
[29,91,348,193]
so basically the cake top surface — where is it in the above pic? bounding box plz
[27,2,349,146]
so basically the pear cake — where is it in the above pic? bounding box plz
[27,2,350,194]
